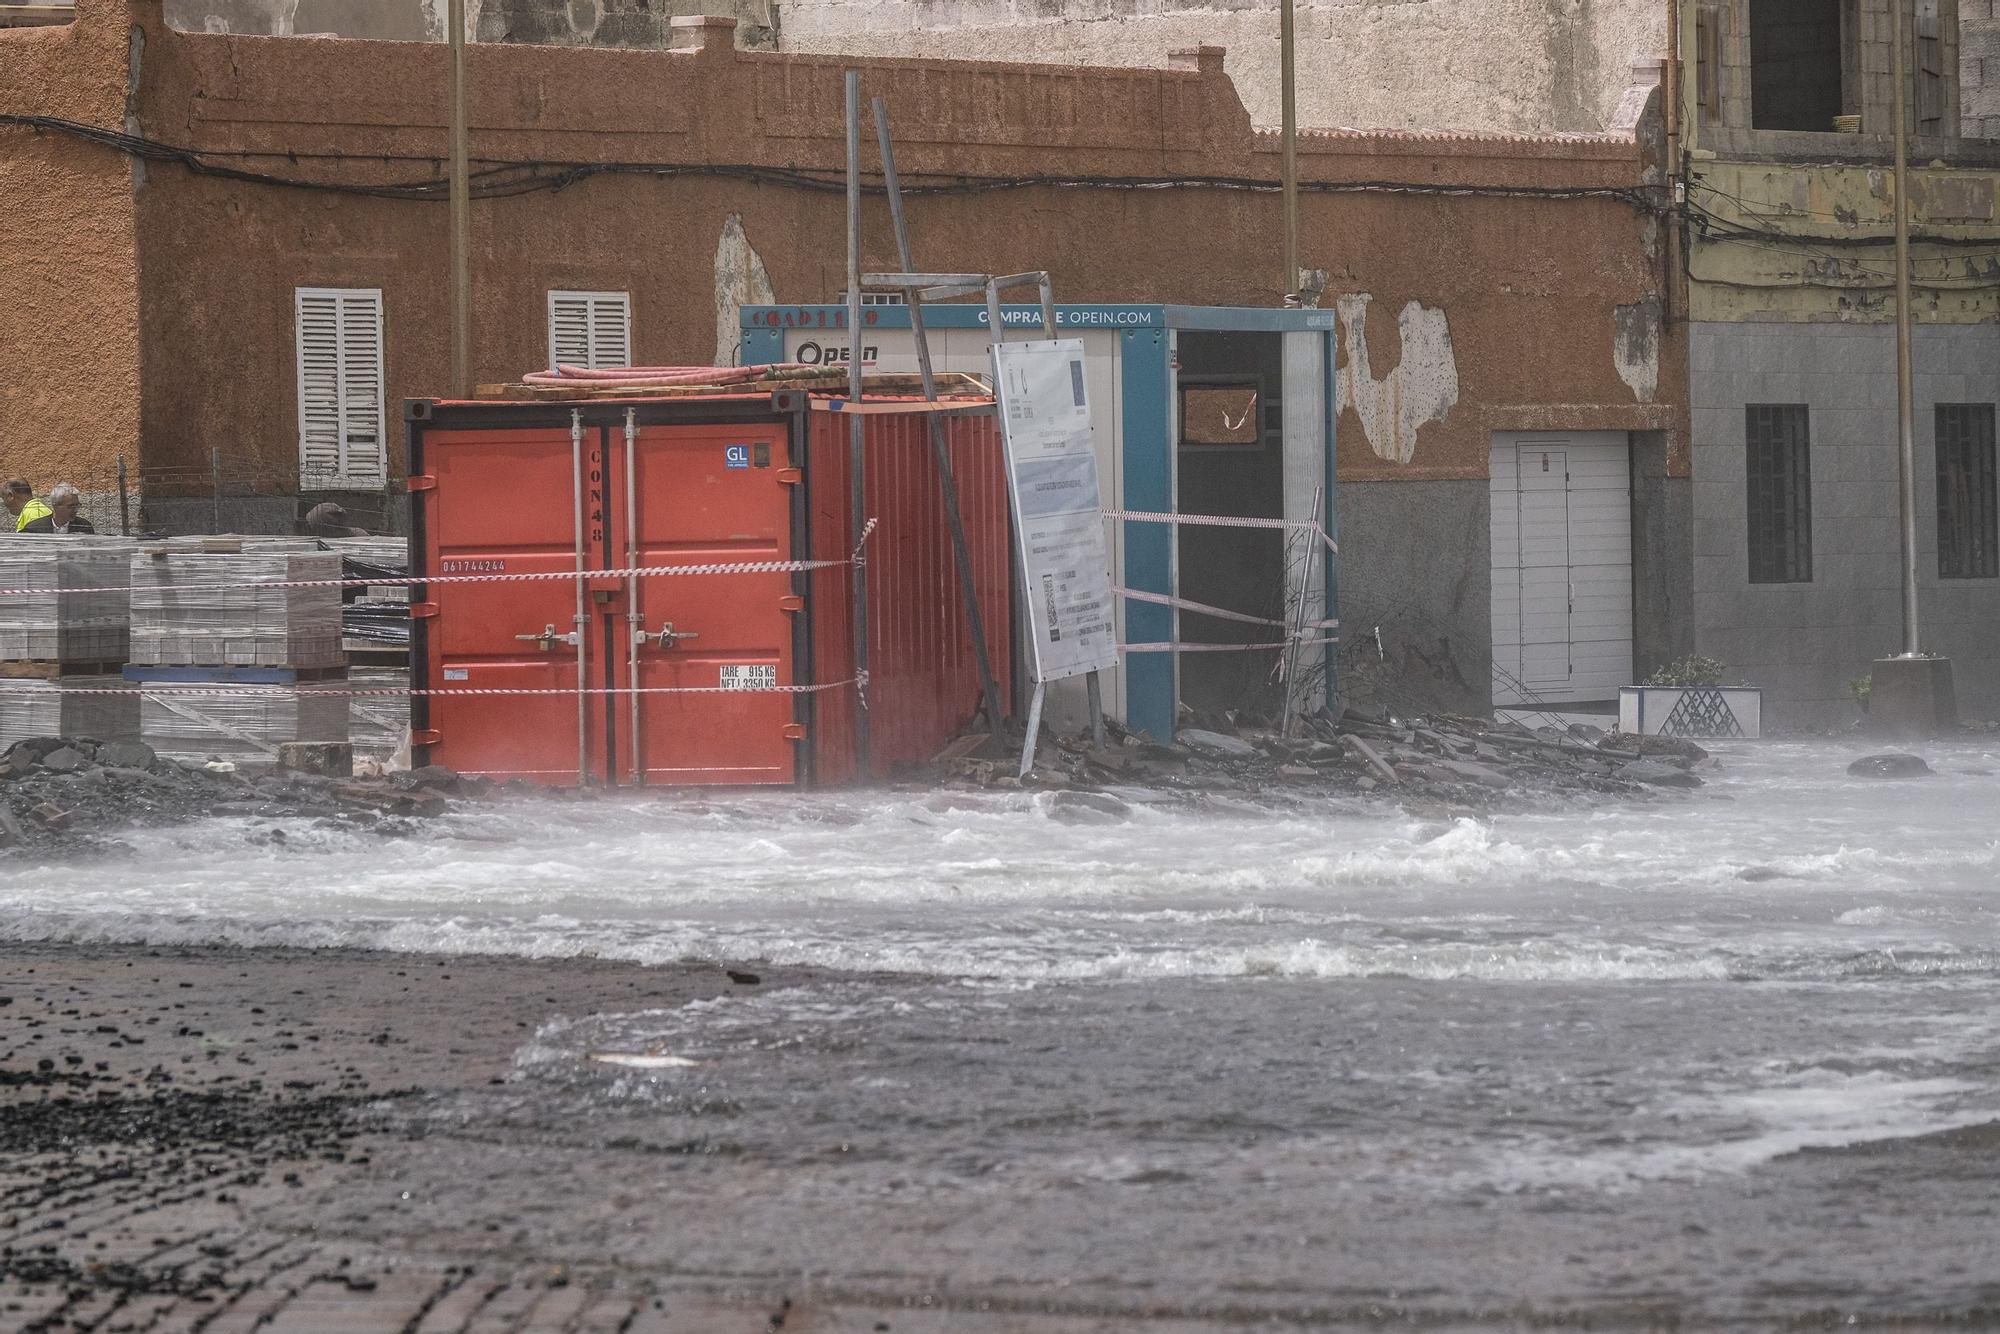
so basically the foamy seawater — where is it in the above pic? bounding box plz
[7,740,1997,986]
[13,737,2000,1309]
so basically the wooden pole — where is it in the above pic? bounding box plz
[1280,0,1298,300]
[448,0,472,399]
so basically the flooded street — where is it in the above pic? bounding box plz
[5,738,2000,1326]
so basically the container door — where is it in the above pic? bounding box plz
[424,428,605,783]
[615,423,799,785]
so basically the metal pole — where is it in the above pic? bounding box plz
[1891,0,1919,655]
[1279,484,1322,738]
[871,96,1006,734]
[448,0,472,399]
[116,455,129,537]
[1280,0,1298,300]
[209,447,221,533]
[571,410,590,787]
[845,71,872,777]
[624,408,642,786]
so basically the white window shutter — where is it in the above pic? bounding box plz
[295,287,385,488]
[548,291,632,371]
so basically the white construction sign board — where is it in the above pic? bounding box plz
[991,339,1120,685]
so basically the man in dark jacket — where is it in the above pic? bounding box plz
[20,484,95,534]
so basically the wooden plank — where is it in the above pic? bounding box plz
[0,660,121,680]
[809,398,993,416]
[1344,735,1400,786]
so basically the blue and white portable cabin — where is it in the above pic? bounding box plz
[741,303,1339,742]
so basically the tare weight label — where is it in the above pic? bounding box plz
[719,664,777,691]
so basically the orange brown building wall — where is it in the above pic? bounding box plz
[0,0,144,503]
[109,10,1682,489]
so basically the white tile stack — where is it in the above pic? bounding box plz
[0,678,141,747]
[129,546,345,669]
[0,536,136,664]
[138,685,351,767]
[346,665,411,762]
[127,540,351,764]
[0,537,140,747]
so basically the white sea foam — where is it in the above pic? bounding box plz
[1483,1071,2000,1193]
[1,742,1995,982]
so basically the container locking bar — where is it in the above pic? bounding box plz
[635,622,699,650]
[515,623,580,653]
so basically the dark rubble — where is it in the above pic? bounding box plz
[0,707,1719,854]
[933,707,1716,813]
[0,736,488,854]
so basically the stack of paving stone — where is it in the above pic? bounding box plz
[0,536,136,665]
[126,539,351,764]
[0,537,141,746]
[129,540,344,669]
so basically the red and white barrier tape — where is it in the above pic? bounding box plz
[0,557,851,600]
[0,679,861,700]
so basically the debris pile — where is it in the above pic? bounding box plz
[931,706,1716,811]
[0,736,487,853]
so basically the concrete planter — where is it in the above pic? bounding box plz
[1619,686,1762,739]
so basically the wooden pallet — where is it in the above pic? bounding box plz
[0,660,124,681]
[121,663,350,685]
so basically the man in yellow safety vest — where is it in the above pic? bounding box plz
[4,480,50,533]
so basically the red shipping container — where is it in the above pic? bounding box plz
[806,406,1013,785]
[405,394,1010,787]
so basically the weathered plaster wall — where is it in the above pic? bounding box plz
[1630,430,1694,682]
[778,0,1665,134]
[1688,156,2000,324]
[113,18,1679,496]
[160,0,1658,131]
[163,0,441,38]
[1333,479,1492,716]
[0,0,143,496]
[161,0,779,47]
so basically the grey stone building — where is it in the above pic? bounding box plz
[1684,0,2000,726]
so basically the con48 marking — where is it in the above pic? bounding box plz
[587,440,606,545]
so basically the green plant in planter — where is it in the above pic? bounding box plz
[1850,673,1872,713]
[1644,655,1727,687]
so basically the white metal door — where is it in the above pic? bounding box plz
[1490,433,1633,705]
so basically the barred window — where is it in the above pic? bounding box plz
[1937,404,1998,580]
[1746,404,1812,584]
